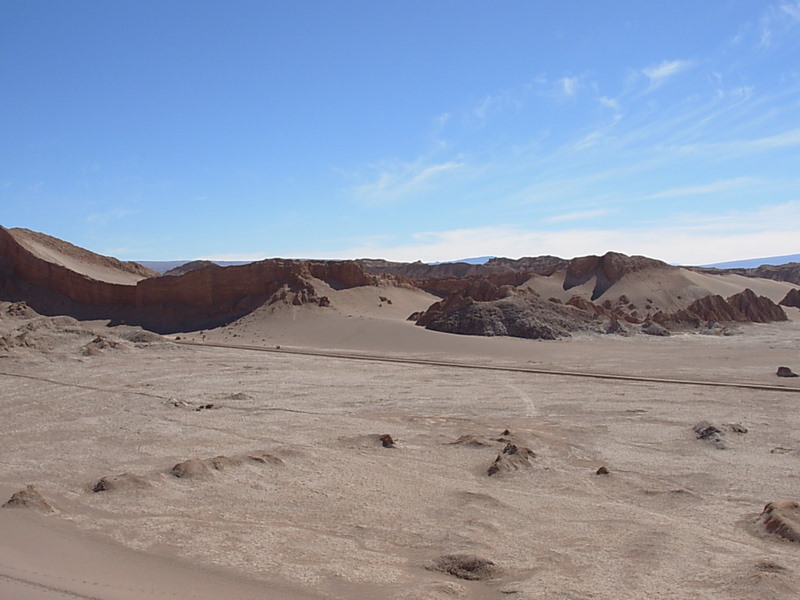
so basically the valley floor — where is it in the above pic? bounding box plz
[1,313,800,599]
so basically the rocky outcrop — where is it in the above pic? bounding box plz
[563,252,669,300]
[415,288,599,340]
[664,289,787,325]
[780,289,800,308]
[1,227,394,333]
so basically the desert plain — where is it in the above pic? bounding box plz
[2,230,800,599]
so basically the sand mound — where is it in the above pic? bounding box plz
[0,315,101,354]
[171,458,212,479]
[425,554,502,581]
[171,452,284,478]
[758,499,800,543]
[92,472,151,493]
[246,451,284,465]
[81,334,124,356]
[487,443,536,476]
[2,485,54,512]
[449,434,495,447]
[118,328,167,345]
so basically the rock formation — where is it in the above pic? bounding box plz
[415,288,599,340]
[662,289,787,326]
[779,289,800,308]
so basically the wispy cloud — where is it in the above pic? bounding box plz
[782,1,800,21]
[642,59,694,87]
[545,209,612,223]
[86,206,135,225]
[598,96,620,111]
[351,159,465,206]
[645,177,758,200]
[760,1,800,46]
[559,76,578,97]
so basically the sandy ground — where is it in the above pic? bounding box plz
[2,298,800,599]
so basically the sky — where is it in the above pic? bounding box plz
[2,1,800,265]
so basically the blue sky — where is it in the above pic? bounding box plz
[2,1,800,265]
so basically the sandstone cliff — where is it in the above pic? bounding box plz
[0,227,391,333]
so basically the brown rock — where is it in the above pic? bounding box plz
[777,366,799,378]
[596,466,609,475]
[379,434,395,448]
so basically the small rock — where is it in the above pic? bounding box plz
[596,466,609,475]
[379,434,395,448]
[693,421,725,448]
[777,366,799,378]
[726,423,748,434]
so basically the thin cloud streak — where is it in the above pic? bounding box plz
[351,160,465,206]
[645,177,758,200]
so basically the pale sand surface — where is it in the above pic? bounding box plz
[2,299,800,600]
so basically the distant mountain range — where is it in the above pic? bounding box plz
[140,253,799,274]
[701,254,800,269]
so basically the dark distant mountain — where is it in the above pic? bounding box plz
[138,260,251,274]
[702,254,800,269]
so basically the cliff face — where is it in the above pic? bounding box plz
[0,227,388,332]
